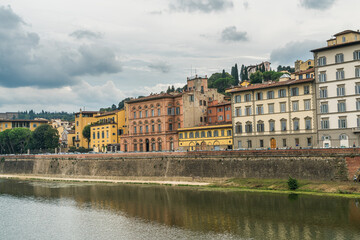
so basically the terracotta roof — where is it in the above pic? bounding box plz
[334,30,360,36]
[295,68,314,75]
[126,92,183,103]
[226,78,314,93]
[209,101,231,107]
[96,110,121,117]
[311,40,360,52]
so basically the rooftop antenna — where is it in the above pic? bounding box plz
[191,65,192,77]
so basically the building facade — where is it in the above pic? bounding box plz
[121,76,224,152]
[295,59,314,72]
[74,110,98,148]
[0,119,48,132]
[227,77,317,149]
[178,124,233,151]
[90,109,127,152]
[311,30,360,148]
[207,100,232,124]
[247,61,271,75]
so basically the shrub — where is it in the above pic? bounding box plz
[0,157,5,162]
[287,177,299,190]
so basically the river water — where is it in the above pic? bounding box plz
[0,179,360,240]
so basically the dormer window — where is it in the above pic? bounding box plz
[342,36,346,42]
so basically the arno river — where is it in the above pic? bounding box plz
[0,179,360,240]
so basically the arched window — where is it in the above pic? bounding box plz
[214,130,219,137]
[189,132,194,138]
[207,131,212,137]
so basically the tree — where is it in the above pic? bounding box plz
[249,71,263,84]
[234,64,239,85]
[0,129,12,154]
[82,125,91,148]
[31,124,59,150]
[171,85,175,92]
[8,128,32,154]
[208,72,235,94]
[221,69,226,78]
[240,64,245,81]
[111,104,117,111]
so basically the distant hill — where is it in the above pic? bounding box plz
[16,110,75,121]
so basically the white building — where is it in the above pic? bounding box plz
[311,30,360,148]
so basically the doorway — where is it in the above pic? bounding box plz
[145,139,150,152]
[270,138,276,149]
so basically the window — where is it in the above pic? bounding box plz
[97,132,100,139]
[151,109,154,117]
[267,91,274,99]
[358,116,360,127]
[33,124,37,128]
[335,53,344,63]
[304,100,311,110]
[133,112,136,119]
[278,89,286,98]
[280,102,286,113]
[304,85,310,94]
[299,75,303,80]
[134,126,137,134]
[167,108,174,115]
[201,131,205,138]
[291,87,299,96]
[336,69,345,80]
[218,115,223,121]
[145,110,148,117]
[357,99,360,110]
[221,130,225,136]
[321,118,329,129]
[320,102,328,113]
[260,140,264,148]
[189,132,194,138]
[292,101,299,112]
[235,95,241,103]
[256,105,263,115]
[158,109,161,116]
[256,92,263,100]
[102,131,104,138]
[184,132,188,138]
[179,133,183,139]
[269,121,275,132]
[92,132,95,139]
[199,100,202,106]
[152,125,155,132]
[139,111,142,118]
[337,85,345,96]
[354,50,360,60]
[145,125,149,133]
[320,87,328,98]
[295,138,300,147]
[226,114,230,120]
[245,106,252,116]
[201,86,204,93]
[268,104,274,114]
[214,130,219,137]
[338,118,347,128]
[342,36,346,43]
[195,131,199,138]
[281,120,287,131]
[257,121,264,132]
[307,138,312,147]
[247,140,252,148]
[305,118,311,130]
[158,124,161,132]
[176,107,180,115]
[189,95,194,102]
[245,94,252,102]
[235,124,242,134]
[245,122,252,133]
[227,130,232,136]
[318,56,326,66]
[356,67,360,78]
[293,119,299,131]
[235,107,241,117]
[282,139,287,147]
[337,101,346,112]
[319,72,327,82]
[139,126,143,133]
[207,131,212,137]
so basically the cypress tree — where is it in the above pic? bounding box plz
[221,69,226,78]
[234,64,239,85]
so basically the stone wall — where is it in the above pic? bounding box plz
[1,149,359,181]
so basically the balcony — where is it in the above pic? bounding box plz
[352,127,360,133]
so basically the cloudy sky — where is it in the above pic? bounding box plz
[0,0,359,112]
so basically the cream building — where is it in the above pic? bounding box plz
[227,77,317,149]
[311,30,360,148]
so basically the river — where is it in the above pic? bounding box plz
[0,179,360,240]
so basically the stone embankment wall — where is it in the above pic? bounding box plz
[1,149,360,181]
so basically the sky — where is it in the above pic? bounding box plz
[0,0,359,113]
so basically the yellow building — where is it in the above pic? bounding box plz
[327,30,360,46]
[90,109,127,152]
[0,119,48,132]
[67,130,76,148]
[178,124,233,151]
[295,59,314,72]
[74,110,99,148]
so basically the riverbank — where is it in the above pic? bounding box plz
[1,174,360,199]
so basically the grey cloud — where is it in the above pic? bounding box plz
[221,26,248,42]
[170,0,233,13]
[69,30,102,40]
[270,40,322,66]
[0,6,122,88]
[299,0,336,10]
[63,45,122,76]
[0,6,24,29]
[148,62,171,73]
[243,1,249,9]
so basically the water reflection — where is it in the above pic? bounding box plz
[0,179,360,240]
